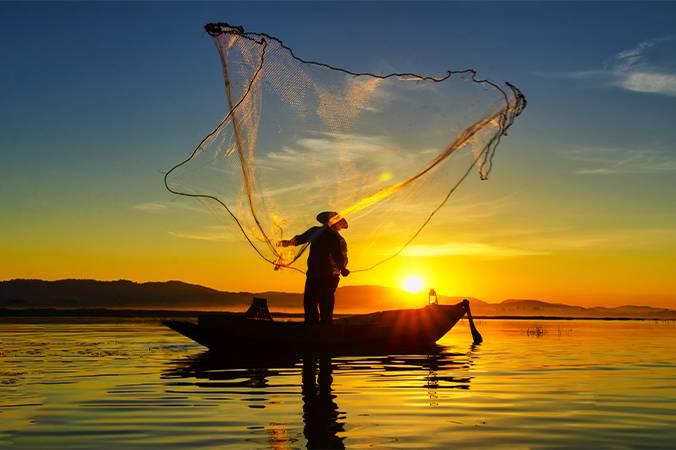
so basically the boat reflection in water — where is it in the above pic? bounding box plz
[164,345,477,449]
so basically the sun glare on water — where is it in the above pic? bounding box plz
[402,275,425,294]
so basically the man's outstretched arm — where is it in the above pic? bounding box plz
[277,227,318,247]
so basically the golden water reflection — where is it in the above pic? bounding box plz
[164,346,476,449]
[1,319,675,448]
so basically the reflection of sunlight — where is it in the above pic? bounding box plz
[268,426,293,450]
[379,171,393,182]
[402,275,425,294]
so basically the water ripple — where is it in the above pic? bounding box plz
[0,320,675,448]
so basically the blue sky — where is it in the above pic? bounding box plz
[2,2,674,197]
[1,2,676,306]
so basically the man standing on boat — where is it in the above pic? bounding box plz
[278,211,349,324]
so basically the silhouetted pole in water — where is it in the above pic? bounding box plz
[462,299,483,344]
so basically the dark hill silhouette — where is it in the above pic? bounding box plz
[1,279,675,318]
[0,279,298,311]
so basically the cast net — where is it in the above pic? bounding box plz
[165,23,526,273]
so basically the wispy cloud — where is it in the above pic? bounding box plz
[401,242,547,258]
[260,131,453,202]
[608,37,673,72]
[266,132,389,165]
[264,131,444,167]
[133,202,169,212]
[261,179,328,196]
[133,200,210,214]
[395,226,676,259]
[566,147,676,175]
[395,228,602,259]
[608,37,676,96]
[520,227,676,252]
[541,36,676,97]
[168,225,234,242]
[444,194,517,222]
[618,72,676,96]
[298,133,386,154]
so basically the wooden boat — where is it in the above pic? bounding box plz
[164,299,481,353]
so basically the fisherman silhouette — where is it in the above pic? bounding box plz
[278,211,349,324]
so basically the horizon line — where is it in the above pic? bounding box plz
[2,277,674,312]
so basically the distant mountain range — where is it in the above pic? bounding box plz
[1,279,675,319]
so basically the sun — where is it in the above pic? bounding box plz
[402,275,425,294]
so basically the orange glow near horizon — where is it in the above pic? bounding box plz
[3,194,676,309]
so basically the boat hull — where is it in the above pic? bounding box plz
[164,302,469,353]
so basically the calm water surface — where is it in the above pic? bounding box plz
[1,318,675,449]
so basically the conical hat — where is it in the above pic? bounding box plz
[316,211,348,229]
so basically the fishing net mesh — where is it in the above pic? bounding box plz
[165,23,526,273]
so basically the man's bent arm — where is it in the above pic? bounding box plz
[332,235,348,271]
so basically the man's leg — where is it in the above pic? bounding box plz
[304,276,320,324]
[319,276,339,323]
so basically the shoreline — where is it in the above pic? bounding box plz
[1,308,674,322]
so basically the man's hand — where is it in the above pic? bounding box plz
[341,268,350,277]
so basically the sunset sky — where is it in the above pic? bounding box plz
[2,2,676,308]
